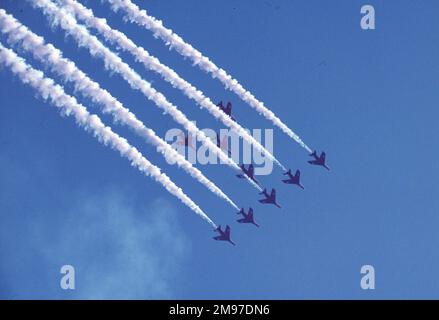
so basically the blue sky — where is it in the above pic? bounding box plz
[1,0,439,299]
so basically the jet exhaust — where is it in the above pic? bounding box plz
[30,0,261,192]
[60,0,285,170]
[104,0,312,154]
[0,43,217,227]
[0,9,240,211]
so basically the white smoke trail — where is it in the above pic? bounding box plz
[0,42,217,228]
[31,0,262,191]
[105,0,312,153]
[59,0,285,171]
[0,9,239,211]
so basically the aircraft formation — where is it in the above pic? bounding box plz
[0,1,329,246]
[210,101,330,246]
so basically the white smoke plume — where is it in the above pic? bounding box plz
[0,42,217,228]
[59,0,285,170]
[30,0,262,191]
[104,0,312,153]
[0,9,240,211]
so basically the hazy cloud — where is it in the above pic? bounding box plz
[0,185,190,299]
